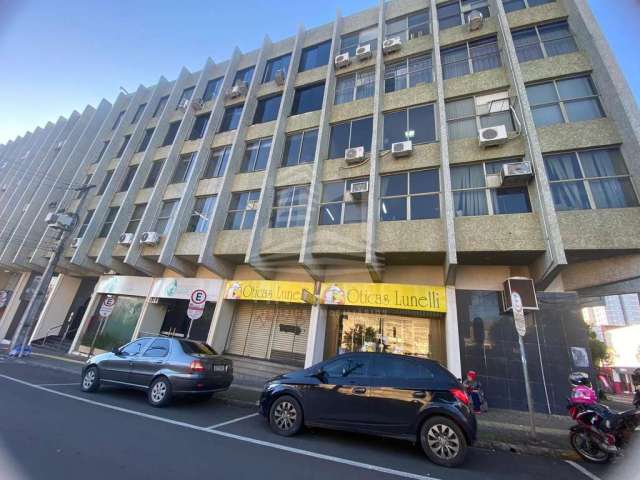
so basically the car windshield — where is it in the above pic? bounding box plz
[179,340,217,356]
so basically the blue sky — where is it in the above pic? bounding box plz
[0,0,638,144]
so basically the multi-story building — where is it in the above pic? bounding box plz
[1,0,639,413]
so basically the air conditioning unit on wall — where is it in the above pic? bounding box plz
[71,238,82,248]
[382,37,402,54]
[344,146,365,165]
[391,141,413,158]
[274,69,286,86]
[467,10,484,31]
[355,44,372,61]
[346,180,369,202]
[140,231,160,246]
[334,53,351,69]
[478,125,508,147]
[229,81,248,98]
[119,233,134,245]
[501,161,533,187]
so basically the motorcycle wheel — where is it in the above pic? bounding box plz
[569,431,612,464]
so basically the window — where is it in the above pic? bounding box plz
[121,339,151,356]
[240,138,272,173]
[335,69,375,105]
[155,199,178,235]
[291,83,325,115]
[263,54,291,83]
[99,206,119,238]
[384,54,432,93]
[319,178,368,225]
[115,135,131,158]
[322,356,368,378]
[76,174,92,199]
[446,92,514,140]
[224,190,260,230]
[98,170,113,195]
[234,66,255,86]
[125,204,146,234]
[144,159,164,188]
[170,152,196,184]
[187,195,217,232]
[254,95,282,124]
[383,104,437,149]
[95,140,110,164]
[112,110,125,130]
[544,148,638,211]
[299,40,332,72]
[153,95,169,118]
[441,36,500,79]
[369,355,436,381]
[380,169,440,221]
[143,338,170,358]
[386,10,430,42]
[219,105,243,132]
[202,77,223,102]
[119,165,138,192]
[137,128,155,152]
[131,103,146,124]
[162,121,181,146]
[282,129,318,167]
[203,146,230,178]
[512,21,577,63]
[77,210,94,238]
[526,75,604,128]
[177,86,195,108]
[340,27,378,56]
[437,0,490,30]
[503,0,554,13]
[451,159,532,216]
[329,117,374,159]
[189,113,210,140]
[270,185,309,228]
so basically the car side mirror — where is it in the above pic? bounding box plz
[312,368,326,382]
[112,347,121,355]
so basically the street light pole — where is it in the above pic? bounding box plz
[10,185,95,357]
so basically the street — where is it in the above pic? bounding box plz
[0,360,617,480]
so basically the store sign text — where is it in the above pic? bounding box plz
[224,280,315,304]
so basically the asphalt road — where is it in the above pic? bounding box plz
[0,359,621,480]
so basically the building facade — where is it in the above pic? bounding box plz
[1,0,640,413]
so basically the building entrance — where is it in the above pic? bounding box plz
[159,299,214,342]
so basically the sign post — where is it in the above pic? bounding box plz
[186,289,207,338]
[89,295,116,357]
[512,292,537,439]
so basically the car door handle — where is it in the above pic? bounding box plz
[352,387,366,394]
[412,391,426,399]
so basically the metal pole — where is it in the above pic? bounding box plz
[518,333,537,439]
[88,315,106,357]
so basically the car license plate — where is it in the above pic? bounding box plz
[213,364,226,372]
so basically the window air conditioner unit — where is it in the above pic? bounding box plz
[44,212,59,225]
[344,146,365,165]
[119,233,134,245]
[467,10,484,31]
[334,53,351,69]
[391,140,413,158]
[140,231,160,246]
[355,44,372,61]
[229,81,248,98]
[382,37,402,54]
[71,238,82,248]
[177,99,190,111]
[246,199,259,210]
[478,125,508,147]
[274,69,286,86]
[55,141,65,149]
[501,161,533,187]
[191,98,204,111]
[347,181,369,202]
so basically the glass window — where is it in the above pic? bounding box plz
[335,69,375,105]
[187,195,217,233]
[119,165,138,192]
[513,21,576,63]
[115,135,131,158]
[153,95,169,118]
[137,128,155,153]
[291,83,325,115]
[162,121,181,146]
[121,338,151,356]
[170,152,196,184]
[99,206,119,238]
[155,199,178,235]
[386,10,430,42]
[95,140,110,164]
[233,66,255,86]
[381,169,440,221]
[77,210,94,238]
[469,36,501,73]
[189,113,210,140]
[202,77,223,102]
[131,103,146,124]
[299,40,331,72]
[240,138,272,173]
[254,95,282,124]
[76,174,93,199]
[143,338,170,357]
[282,129,318,167]
[263,54,292,83]
[503,0,553,13]
[319,178,368,225]
[98,170,113,195]
[270,185,309,228]
[383,104,436,149]
[384,54,432,93]
[437,1,461,29]
[441,36,500,80]
[369,355,435,380]
[224,190,260,230]
[177,86,195,108]
[323,356,368,378]
[340,26,378,56]
[125,204,146,234]
[219,105,243,132]
[112,110,125,131]
[446,93,514,140]
[203,146,230,178]
[329,117,374,159]
[144,159,163,189]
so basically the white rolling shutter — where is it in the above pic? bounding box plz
[269,304,311,366]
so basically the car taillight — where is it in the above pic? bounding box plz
[451,388,470,406]
[190,360,205,372]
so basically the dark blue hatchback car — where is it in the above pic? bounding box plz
[260,352,476,467]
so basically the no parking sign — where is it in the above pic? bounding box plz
[187,289,207,320]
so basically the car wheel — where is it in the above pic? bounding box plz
[148,376,172,407]
[81,366,100,393]
[269,395,303,436]
[420,416,468,468]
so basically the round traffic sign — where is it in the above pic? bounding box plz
[187,289,207,320]
[99,295,116,317]
[190,289,207,304]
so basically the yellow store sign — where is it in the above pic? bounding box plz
[223,280,314,304]
[319,282,446,313]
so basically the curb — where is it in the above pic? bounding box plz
[475,439,581,461]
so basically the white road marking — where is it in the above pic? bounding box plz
[206,412,259,430]
[565,460,603,480]
[37,383,79,387]
[0,373,441,480]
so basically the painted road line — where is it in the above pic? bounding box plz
[565,461,602,480]
[206,412,259,430]
[37,383,79,387]
[0,373,441,480]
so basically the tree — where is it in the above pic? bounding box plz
[588,329,610,367]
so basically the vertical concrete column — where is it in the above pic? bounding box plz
[0,130,40,208]
[207,297,236,354]
[299,11,343,279]
[0,272,31,339]
[445,286,461,378]
[304,303,328,367]
[29,274,81,342]
[430,0,458,286]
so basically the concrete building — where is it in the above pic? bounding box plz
[1,0,639,413]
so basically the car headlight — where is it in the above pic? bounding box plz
[264,381,278,390]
